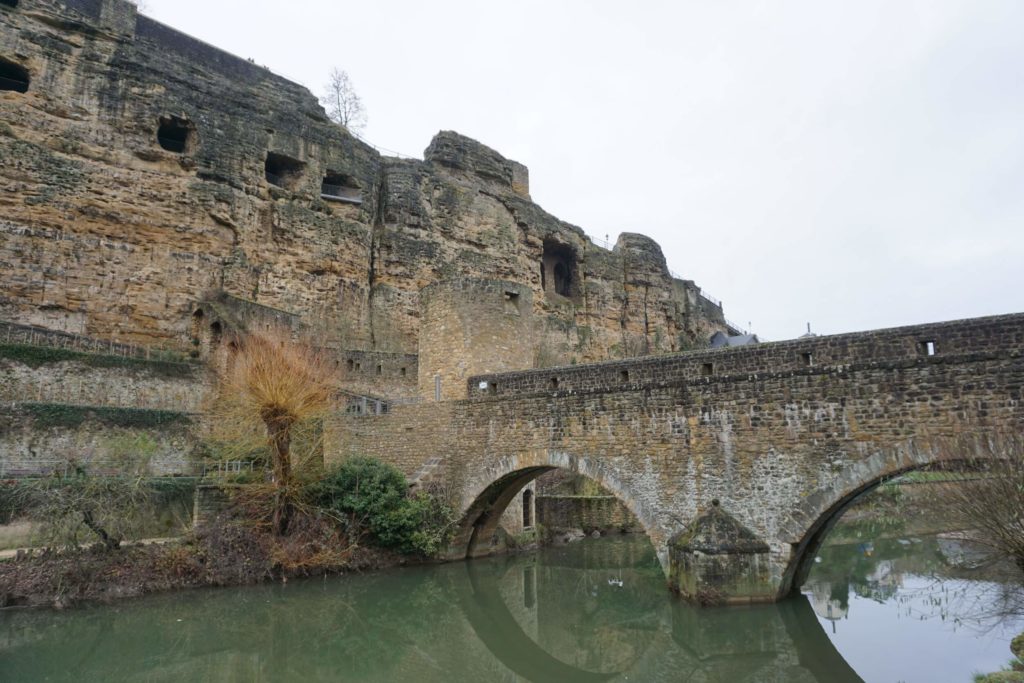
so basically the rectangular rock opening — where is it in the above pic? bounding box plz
[320,171,362,204]
[801,352,813,366]
[0,58,29,93]
[620,369,630,382]
[265,152,305,190]
[549,377,559,390]
[701,362,714,377]
[918,340,937,356]
[504,290,521,315]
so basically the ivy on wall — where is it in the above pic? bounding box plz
[19,403,192,430]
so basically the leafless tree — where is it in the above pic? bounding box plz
[938,434,1024,578]
[209,328,338,535]
[321,68,367,133]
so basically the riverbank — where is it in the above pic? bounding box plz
[0,515,406,609]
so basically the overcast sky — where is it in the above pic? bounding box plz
[140,0,1024,341]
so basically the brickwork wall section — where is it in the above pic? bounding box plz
[468,313,1023,398]
[418,279,534,401]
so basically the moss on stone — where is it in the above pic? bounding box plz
[21,403,192,430]
[0,343,196,378]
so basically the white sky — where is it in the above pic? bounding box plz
[140,0,1024,341]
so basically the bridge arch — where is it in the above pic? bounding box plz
[775,434,1013,598]
[442,449,663,565]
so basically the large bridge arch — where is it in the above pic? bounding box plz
[443,448,667,566]
[775,433,1014,598]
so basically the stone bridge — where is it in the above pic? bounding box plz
[329,312,1024,603]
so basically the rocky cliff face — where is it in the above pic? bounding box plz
[0,0,729,367]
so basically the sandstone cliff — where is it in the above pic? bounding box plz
[0,0,731,369]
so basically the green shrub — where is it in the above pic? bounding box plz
[310,457,455,556]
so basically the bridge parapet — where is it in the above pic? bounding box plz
[468,313,1024,398]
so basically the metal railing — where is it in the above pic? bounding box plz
[340,390,388,416]
[156,136,186,153]
[202,460,256,477]
[320,184,362,204]
[725,319,749,335]
[0,320,191,364]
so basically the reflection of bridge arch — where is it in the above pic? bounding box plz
[776,435,1013,597]
[443,451,662,565]
[455,545,865,682]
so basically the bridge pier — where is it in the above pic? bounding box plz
[668,501,778,605]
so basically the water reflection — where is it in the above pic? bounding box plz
[804,534,1024,682]
[0,531,1019,682]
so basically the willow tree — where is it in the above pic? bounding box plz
[212,330,337,535]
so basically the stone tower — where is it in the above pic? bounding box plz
[418,279,534,401]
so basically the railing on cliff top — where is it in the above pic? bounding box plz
[0,320,192,364]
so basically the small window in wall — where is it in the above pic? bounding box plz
[504,290,521,315]
[801,352,813,367]
[0,58,29,93]
[156,116,194,153]
[210,321,223,345]
[919,340,937,356]
[376,364,383,376]
[320,171,362,204]
[701,362,714,377]
[522,489,533,528]
[265,152,305,190]
[400,367,407,377]
[620,370,630,382]
[346,359,354,372]
[549,377,559,390]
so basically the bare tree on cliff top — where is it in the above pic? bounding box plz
[321,68,367,133]
[211,329,337,535]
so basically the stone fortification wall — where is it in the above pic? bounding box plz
[0,404,197,476]
[418,279,534,401]
[0,0,729,367]
[338,350,418,400]
[536,496,641,534]
[1,355,209,411]
[466,313,1023,398]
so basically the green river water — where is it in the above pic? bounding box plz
[1,526,1022,682]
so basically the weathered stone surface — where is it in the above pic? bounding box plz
[668,502,774,604]
[536,496,641,534]
[0,403,197,476]
[0,0,729,366]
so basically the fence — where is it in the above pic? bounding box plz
[0,320,191,364]
[725,319,750,336]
